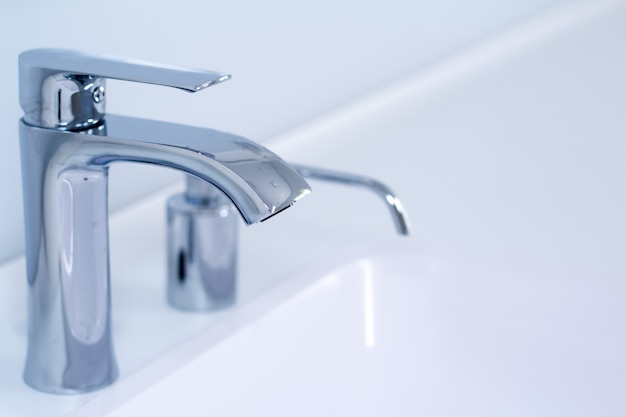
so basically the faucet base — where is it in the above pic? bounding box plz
[24,368,119,395]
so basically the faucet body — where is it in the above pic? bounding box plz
[18,49,310,394]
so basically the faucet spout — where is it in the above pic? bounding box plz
[293,164,410,235]
[19,115,309,393]
[88,115,311,223]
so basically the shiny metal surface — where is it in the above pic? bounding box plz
[167,178,238,311]
[19,49,230,129]
[18,49,309,394]
[293,164,410,235]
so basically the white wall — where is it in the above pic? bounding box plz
[0,0,572,263]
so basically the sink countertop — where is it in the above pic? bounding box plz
[1,0,625,415]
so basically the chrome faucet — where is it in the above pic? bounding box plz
[18,49,310,394]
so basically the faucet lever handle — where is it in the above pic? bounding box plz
[19,48,231,130]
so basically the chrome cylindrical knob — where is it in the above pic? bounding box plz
[166,177,238,311]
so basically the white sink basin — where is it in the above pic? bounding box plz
[69,253,625,417]
[76,255,432,417]
[1,0,625,415]
[84,1,625,413]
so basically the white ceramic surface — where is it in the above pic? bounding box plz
[0,0,624,415]
[76,253,626,417]
[72,0,626,414]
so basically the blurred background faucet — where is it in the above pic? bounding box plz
[18,49,310,394]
